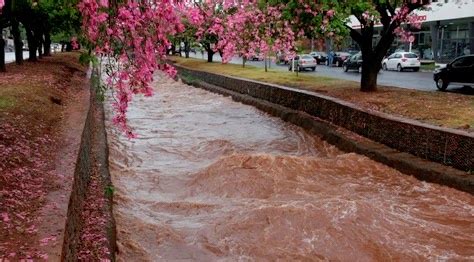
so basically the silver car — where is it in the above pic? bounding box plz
[288,55,317,71]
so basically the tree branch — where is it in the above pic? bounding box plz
[387,1,396,17]
[345,24,363,45]
[375,2,391,29]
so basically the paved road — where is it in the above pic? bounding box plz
[187,52,471,93]
[5,51,30,64]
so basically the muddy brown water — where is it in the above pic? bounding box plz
[105,76,474,261]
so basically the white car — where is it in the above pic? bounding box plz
[382,52,420,72]
[288,55,317,71]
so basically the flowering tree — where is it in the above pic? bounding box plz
[327,0,431,91]
[188,0,230,62]
[76,0,434,137]
[175,4,198,58]
[215,1,299,71]
[216,2,260,66]
[272,0,432,91]
[78,0,183,138]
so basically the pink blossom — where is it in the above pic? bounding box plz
[71,37,79,50]
[1,212,10,222]
[99,0,107,7]
[78,0,183,137]
[326,9,335,18]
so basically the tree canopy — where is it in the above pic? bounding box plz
[3,0,434,136]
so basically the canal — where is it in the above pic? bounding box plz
[105,74,474,261]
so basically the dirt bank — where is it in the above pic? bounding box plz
[0,53,89,260]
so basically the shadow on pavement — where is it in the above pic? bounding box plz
[445,86,474,96]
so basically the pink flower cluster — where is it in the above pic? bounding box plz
[392,2,428,43]
[185,0,227,45]
[78,0,183,138]
[217,2,298,63]
[71,37,79,50]
[182,0,307,64]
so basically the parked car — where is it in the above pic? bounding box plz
[249,55,263,61]
[345,49,360,56]
[309,51,327,64]
[288,55,317,71]
[433,55,474,91]
[52,43,61,52]
[327,52,350,67]
[382,52,420,72]
[343,53,363,73]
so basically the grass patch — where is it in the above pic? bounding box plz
[173,57,356,91]
[421,63,436,71]
[0,96,15,110]
[0,52,87,133]
[173,56,474,132]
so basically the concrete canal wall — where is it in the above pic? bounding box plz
[176,65,474,194]
[61,70,117,261]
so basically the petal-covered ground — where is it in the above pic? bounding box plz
[0,53,89,260]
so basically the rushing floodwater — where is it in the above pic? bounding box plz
[105,75,474,261]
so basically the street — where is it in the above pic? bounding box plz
[188,52,471,93]
[5,51,30,64]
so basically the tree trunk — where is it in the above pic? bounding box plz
[207,50,214,62]
[242,57,246,68]
[264,56,268,72]
[43,31,51,56]
[205,43,214,62]
[0,33,5,72]
[12,20,24,65]
[184,40,190,58]
[37,32,43,59]
[25,27,37,61]
[356,22,393,92]
[38,45,43,58]
[360,64,378,92]
[360,48,384,92]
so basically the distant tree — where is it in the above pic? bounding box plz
[268,0,431,91]
[44,0,81,53]
[216,1,298,71]
[176,4,199,59]
[333,0,431,91]
[188,0,229,62]
[319,0,430,92]
[0,0,81,69]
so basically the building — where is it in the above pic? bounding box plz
[348,0,474,62]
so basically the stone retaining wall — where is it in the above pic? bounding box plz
[61,69,116,261]
[176,66,473,173]
[178,69,474,194]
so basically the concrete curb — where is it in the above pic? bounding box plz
[178,70,474,195]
